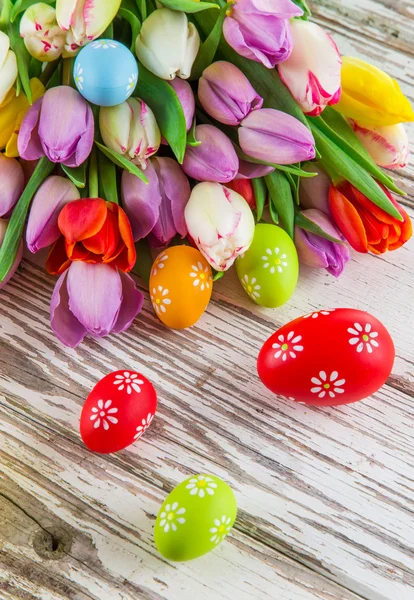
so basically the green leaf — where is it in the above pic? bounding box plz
[157,0,219,12]
[265,171,295,238]
[252,177,266,222]
[190,2,231,80]
[10,0,54,22]
[291,0,311,17]
[61,163,87,189]
[0,0,12,29]
[286,172,300,205]
[95,141,148,184]
[295,212,343,244]
[0,158,54,282]
[139,0,147,19]
[235,147,317,178]
[133,239,153,286]
[118,7,141,52]
[98,150,119,204]
[134,65,187,163]
[268,197,279,224]
[213,271,224,282]
[309,123,402,221]
[187,117,201,147]
[8,19,32,103]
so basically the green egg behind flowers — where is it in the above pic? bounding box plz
[236,223,299,308]
[154,474,237,561]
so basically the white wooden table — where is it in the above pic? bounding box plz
[1,2,414,598]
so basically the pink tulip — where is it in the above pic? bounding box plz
[182,125,239,183]
[299,164,331,214]
[0,154,25,217]
[349,120,410,170]
[169,79,195,132]
[278,20,342,116]
[0,219,23,290]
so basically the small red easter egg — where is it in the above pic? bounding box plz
[257,308,395,406]
[80,370,157,453]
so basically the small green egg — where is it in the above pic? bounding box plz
[236,223,298,308]
[154,474,237,561]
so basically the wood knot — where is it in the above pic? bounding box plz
[32,527,72,560]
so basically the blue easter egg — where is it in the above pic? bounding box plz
[73,40,138,107]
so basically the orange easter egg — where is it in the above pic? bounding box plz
[149,246,213,329]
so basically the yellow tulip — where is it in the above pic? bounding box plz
[0,78,45,157]
[334,56,414,126]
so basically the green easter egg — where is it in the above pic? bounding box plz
[154,474,237,561]
[236,223,298,308]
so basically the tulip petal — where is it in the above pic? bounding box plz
[112,271,144,333]
[155,157,189,241]
[236,160,274,179]
[0,155,25,217]
[58,198,107,244]
[50,270,87,347]
[329,186,368,253]
[67,262,122,336]
[84,0,122,40]
[56,0,78,31]
[17,97,44,161]
[121,165,161,241]
[0,233,23,290]
[46,236,72,275]
[111,204,136,272]
[82,206,120,258]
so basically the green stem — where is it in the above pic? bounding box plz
[62,58,74,87]
[39,59,61,86]
[89,147,99,198]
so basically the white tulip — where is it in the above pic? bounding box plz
[0,31,17,105]
[136,8,200,80]
[349,120,410,170]
[185,182,255,271]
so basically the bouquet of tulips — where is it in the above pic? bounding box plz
[0,0,412,347]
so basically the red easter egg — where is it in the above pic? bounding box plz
[80,370,157,453]
[257,308,395,406]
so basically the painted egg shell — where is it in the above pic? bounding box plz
[257,308,395,406]
[80,370,157,453]
[149,246,213,329]
[154,474,237,561]
[74,40,138,106]
[236,223,298,308]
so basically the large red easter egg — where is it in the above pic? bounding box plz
[257,308,395,406]
[80,370,157,453]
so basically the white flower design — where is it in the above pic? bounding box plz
[261,247,288,274]
[113,371,144,395]
[159,502,186,533]
[303,309,334,319]
[310,371,346,399]
[348,322,379,354]
[152,251,169,276]
[209,515,232,545]
[126,73,137,95]
[134,413,154,440]
[272,331,303,361]
[151,286,171,315]
[241,274,261,300]
[189,262,212,291]
[74,64,84,90]
[90,399,118,430]
[92,40,118,50]
[185,475,217,498]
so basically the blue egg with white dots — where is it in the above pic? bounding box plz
[73,40,138,107]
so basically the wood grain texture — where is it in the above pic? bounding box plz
[1,1,414,599]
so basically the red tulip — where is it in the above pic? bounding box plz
[329,182,412,254]
[224,179,256,210]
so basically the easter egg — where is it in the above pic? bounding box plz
[80,370,157,453]
[235,223,298,308]
[257,308,395,406]
[154,474,237,561]
[74,40,138,106]
[149,246,213,329]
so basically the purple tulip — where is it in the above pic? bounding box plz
[26,175,80,253]
[50,261,144,348]
[18,85,94,167]
[198,61,263,126]
[182,125,239,183]
[237,159,274,180]
[239,108,316,165]
[122,157,190,247]
[0,154,24,217]
[0,218,23,290]
[299,164,331,214]
[294,209,350,277]
[223,0,303,69]
[169,79,195,132]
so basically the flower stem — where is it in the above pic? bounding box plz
[89,147,99,198]
[62,58,74,87]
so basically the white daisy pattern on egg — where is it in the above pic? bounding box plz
[310,371,346,399]
[92,40,118,50]
[189,262,212,291]
[209,515,232,545]
[134,413,154,440]
[272,331,303,361]
[262,247,288,274]
[90,399,118,430]
[113,372,144,395]
[241,274,261,300]
[152,251,169,277]
[303,309,334,319]
[348,322,379,354]
[74,63,84,90]
[185,475,217,498]
[159,502,186,533]
[151,286,171,315]
[126,73,137,95]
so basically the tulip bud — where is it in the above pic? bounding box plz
[198,61,263,126]
[349,120,409,170]
[0,31,18,106]
[0,219,23,290]
[0,154,25,217]
[294,209,350,277]
[20,3,66,62]
[184,181,255,271]
[169,78,195,132]
[182,125,239,183]
[26,176,80,253]
[278,20,342,116]
[136,8,200,80]
[99,98,161,169]
[225,179,256,209]
[299,164,331,214]
[239,108,316,164]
